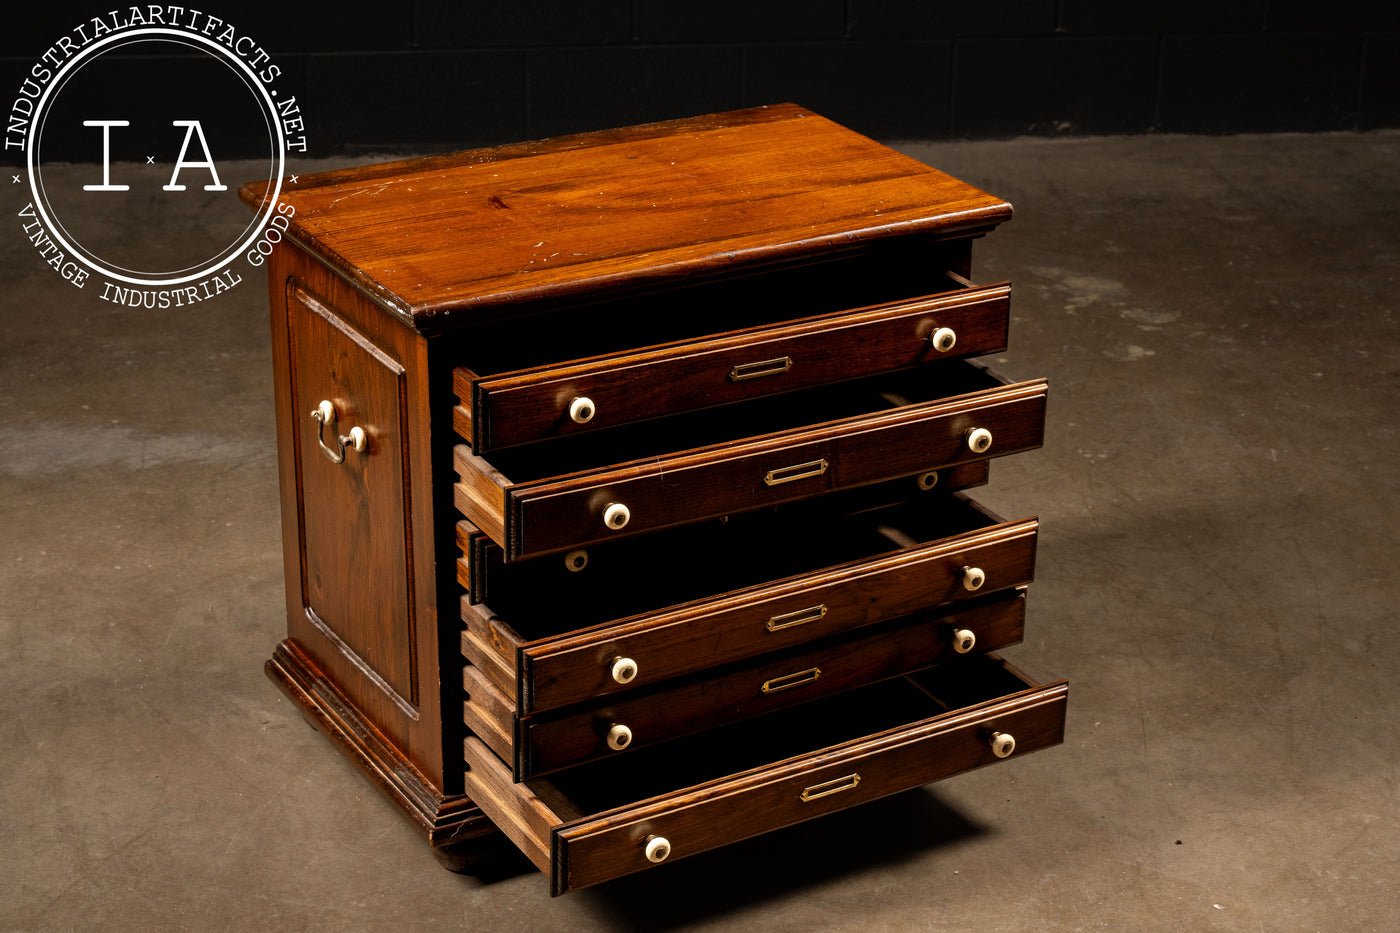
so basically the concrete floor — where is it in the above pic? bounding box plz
[3,130,1398,931]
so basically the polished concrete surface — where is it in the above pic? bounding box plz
[3,131,1397,931]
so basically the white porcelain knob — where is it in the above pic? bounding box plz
[603,502,630,530]
[610,657,638,684]
[990,731,1016,758]
[961,566,986,592]
[930,327,957,352]
[952,628,976,653]
[644,835,671,863]
[564,549,589,572]
[568,396,596,424]
[916,470,939,491]
[344,425,368,452]
[967,427,993,454]
[606,723,632,750]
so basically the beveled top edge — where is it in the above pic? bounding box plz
[239,105,1012,333]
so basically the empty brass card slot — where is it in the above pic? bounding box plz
[763,458,828,487]
[765,604,828,632]
[729,356,793,382]
[800,772,861,802]
[761,666,822,694]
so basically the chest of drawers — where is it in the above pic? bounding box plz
[240,104,1066,896]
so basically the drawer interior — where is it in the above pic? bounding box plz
[475,491,1003,638]
[464,653,1065,894]
[477,360,1007,483]
[543,655,1046,813]
[453,240,974,378]
[495,590,1028,779]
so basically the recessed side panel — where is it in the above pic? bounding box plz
[287,281,419,714]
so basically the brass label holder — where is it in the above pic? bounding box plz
[729,356,793,382]
[765,604,828,632]
[763,458,828,487]
[761,666,821,694]
[800,773,861,802]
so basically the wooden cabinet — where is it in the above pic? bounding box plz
[241,103,1066,896]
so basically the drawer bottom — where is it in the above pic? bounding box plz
[463,653,1066,895]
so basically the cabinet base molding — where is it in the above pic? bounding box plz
[266,639,497,849]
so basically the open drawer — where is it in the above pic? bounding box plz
[462,653,1068,895]
[465,588,1028,779]
[453,276,1011,453]
[460,491,1038,716]
[455,361,1047,560]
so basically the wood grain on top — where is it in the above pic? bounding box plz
[238,104,1013,330]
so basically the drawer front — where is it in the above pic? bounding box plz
[456,283,1010,452]
[518,593,1027,778]
[517,515,1037,715]
[549,659,1068,894]
[461,461,991,609]
[457,375,1047,560]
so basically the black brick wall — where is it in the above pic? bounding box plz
[5,1,1397,159]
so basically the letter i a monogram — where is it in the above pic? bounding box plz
[164,120,226,191]
[82,120,130,191]
[80,119,227,192]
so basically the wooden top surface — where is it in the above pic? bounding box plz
[239,104,1012,331]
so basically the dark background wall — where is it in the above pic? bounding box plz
[5,0,1398,159]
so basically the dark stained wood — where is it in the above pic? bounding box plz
[267,640,496,848]
[518,594,1028,778]
[458,655,1065,895]
[520,524,1036,715]
[459,495,1037,716]
[250,105,1061,891]
[454,281,1012,452]
[262,240,453,791]
[237,104,1013,332]
[460,463,991,612]
[462,735,555,873]
[551,662,1066,895]
[462,664,514,763]
[452,448,508,546]
[289,283,416,707]
[455,367,1047,560]
[461,626,517,698]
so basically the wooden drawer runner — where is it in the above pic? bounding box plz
[460,492,1037,715]
[454,279,1010,452]
[465,589,1028,779]
[463,654,1067,895]
[455,362,1047,560]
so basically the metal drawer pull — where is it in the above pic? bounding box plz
[310,400,367,464]
[729,356,792,382]
[800,773,861,802]
[765,604,827,632]
[990,731,1016,758]
[763,458,828,487]
[761,666,821,694]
